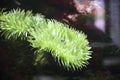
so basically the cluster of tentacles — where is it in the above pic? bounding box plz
[0,9,91,70]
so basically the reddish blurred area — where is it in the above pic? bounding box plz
[43,0,109,42]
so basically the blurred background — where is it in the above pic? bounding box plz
[0,0,120,80]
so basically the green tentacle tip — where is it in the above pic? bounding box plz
[0,9,44,40]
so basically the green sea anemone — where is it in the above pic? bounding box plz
[0,9,91,70]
